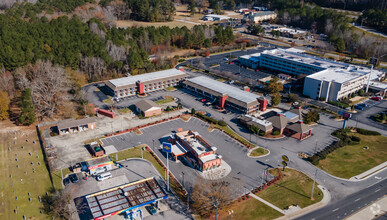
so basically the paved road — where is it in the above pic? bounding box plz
[296,178,387,220]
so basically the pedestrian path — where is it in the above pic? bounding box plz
[249,193,285,214]
[350,161,387,181]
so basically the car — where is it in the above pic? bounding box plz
[358,103,368,107]
[97,172,112,181]
[371,96,382,101]
[205,113,211,117]
[63,178,70,186]
[354,104,365,110]
[201,99,207,102]
[69,174,79,183]
[224,57,229,61]
[146,205,157,215]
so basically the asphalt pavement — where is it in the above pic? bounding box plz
[296,178,387,220]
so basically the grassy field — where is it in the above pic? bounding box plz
[213,124,255,148]
[0,129,52,220]
[155,96,174,104]
[220,198,283,220]
[103,96,113,104]
[118,108,132,114]
[249,148,267,157]
[256,169,323,209]
[317,133,387,179]
[165,86,178,91]
[51,168,72,190]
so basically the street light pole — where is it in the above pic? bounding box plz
[311,169,318,200]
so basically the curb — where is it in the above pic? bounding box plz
[247,146,270,158]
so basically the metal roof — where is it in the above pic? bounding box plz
[108,69,187,88]
[86,156,112,167]
[86,177,167,219]
[186,76,262,104]
[57,117,96,130]
[135,100,160,112]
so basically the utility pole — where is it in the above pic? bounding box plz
[152,139,155,151]
[167,152,170,192]
[311,169,318,200]
[365,64,373,93]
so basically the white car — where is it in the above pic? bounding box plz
[97,172,112,181]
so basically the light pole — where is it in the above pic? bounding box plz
[214,199,219,220]
[311,169,318,200]
[152,139,155,151]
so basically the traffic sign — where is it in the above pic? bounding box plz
[162,143,172,153]
[282,155,289,162]
[282,161,287,167]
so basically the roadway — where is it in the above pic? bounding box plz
[296,177,387,220]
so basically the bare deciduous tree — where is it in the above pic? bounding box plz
[191,177,236,217]
[0,70,16,98]
[80,56,107,79]
[14,61,69,119]
[106,40,127,61]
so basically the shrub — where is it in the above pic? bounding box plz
[272,131,280,136]
[259,131,265,136]
[218,120,227,126]
[356,128,381,136]
[351,136,361,142]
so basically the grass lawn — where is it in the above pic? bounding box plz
[249,148,267,157]
[213,124,255,148]
[103,96,113,104]
[51,168,72,190]
[109,145,186,199]
[118,108,131,114]
[0,129,53,219]
[165,86,178,91]
[317,133,387,179]
[155,96,174,104]
[220,198,283,220]
[216,78,226,82]
[256,169,323,209]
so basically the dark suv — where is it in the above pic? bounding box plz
[69,174,79,183]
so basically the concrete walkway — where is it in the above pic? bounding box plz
[249,193,285,214]
[350,161,387,181]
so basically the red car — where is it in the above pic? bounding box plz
[201,99,207,102]
[371,96,382,101]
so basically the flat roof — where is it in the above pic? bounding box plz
[307,68,366,83]
[86,177,167,219]
[200,154,220,163]
[108,69,186,88]
[204,14,231,19]
[86,156,112,167]
[186,76,262,104]
[243,114,272,127]
[368,81,387,90]
[261,49,349,70]
[283,111,299,120]
[172,142,188,156]
[274,27,306,34]
[251,11,276,16]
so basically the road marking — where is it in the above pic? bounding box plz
[355,198,360,202]
[375,189,381,192]
[332,208,339,212]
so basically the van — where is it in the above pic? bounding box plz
[97,172,112,181]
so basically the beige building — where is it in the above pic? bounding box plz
[245,11,277,23]
[105,69,187,98]
[57,117,96,135]
[135,100,162,117]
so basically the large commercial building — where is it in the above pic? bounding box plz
[238,49,385,101]
[106,69,187,98]
[183,76,267,114]
[303,68,368,101]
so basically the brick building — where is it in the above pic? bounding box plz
[57,117,96,135]
[183,76,267,114]
[135,100,162,117]
[106,69,187,98]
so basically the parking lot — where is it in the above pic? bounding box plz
[190,47,274,82]
[101,117,273,193]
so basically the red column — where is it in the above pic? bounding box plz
[309,130,311,135]
[137,82,144,95]
[219,95,228,109]
[258,98,267,111]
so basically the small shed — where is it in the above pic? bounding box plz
[57,117,96,135]
[135,100,162,117]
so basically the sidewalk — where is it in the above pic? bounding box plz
[249,193,285,214]
[346,196,387,220]
[350,161,387,181]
